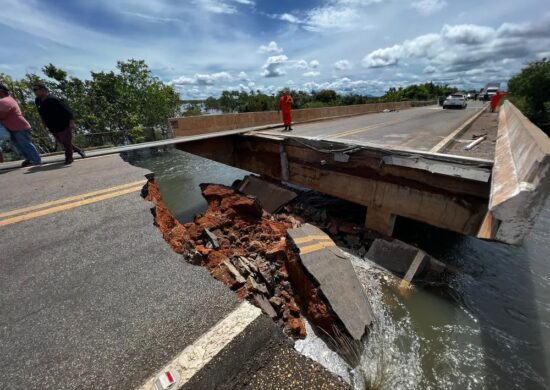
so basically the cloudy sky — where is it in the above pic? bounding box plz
[1,0,549,98]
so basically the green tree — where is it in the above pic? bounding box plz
[204,96,219,111]
[508,58,550,126]
[314,89,340,105]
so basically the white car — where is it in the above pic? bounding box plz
[443,94,467,109]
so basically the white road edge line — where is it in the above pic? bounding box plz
[137,301,262,390]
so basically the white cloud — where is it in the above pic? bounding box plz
[304,7,362,32]
[261,55,288,77]
[295,60,309,70]
[441,24,493,44]
[279,13,300,23]
[362,20,550,72]
[423,65,437,74]
[238,71,249,80]
[309,60,320,68]
[301,77,388,95]
[303,71,321,77]
[194,0,255,14]
[298,0,383,32]
[363,45,402,67]
[120,11,180,23]
[258,41,283,54]
[171,71,232,85]
[334,59,352,70]
[294,59,320,70]
[411,0,447,15]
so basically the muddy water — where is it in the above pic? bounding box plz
[127,148,550,390]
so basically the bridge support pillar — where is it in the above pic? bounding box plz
[365,207,396,237]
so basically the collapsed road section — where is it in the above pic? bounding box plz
[143,177,373,354]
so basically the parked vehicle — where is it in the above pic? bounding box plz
[443,94,467,109]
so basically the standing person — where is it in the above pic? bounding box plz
[279,89,294,132]
[0,84,42,167]
[33,83,85,165]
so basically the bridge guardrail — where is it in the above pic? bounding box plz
[488,100,550,244]
[169,101,416,137]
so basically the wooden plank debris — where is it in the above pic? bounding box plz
[398,250,427,292]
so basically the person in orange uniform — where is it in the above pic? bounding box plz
[279,89,293,132]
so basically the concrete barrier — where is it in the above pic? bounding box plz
[488,100,550,244]
[169,101,415,137]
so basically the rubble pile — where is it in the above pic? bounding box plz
[283,191,376,256]
[144,180,335,338]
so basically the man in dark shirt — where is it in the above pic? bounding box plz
[33,84,85,165]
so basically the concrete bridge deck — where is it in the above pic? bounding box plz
[257,101,487,153]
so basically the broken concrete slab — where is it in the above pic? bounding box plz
[239,175,297,213]
[287,223,374,341]
[366,239,428,276]
[366,239,454,283]
[254,294,278,319]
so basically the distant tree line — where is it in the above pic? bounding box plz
[0,59,181,156]
[182,82,456,116]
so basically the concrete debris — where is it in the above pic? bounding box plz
[187,250,204,265]
[254,294,278,319]
[246,276,269,295]
[367,239,425,275]
[256,259,275,287]
[239,256,259,273]
[211,260,246,289]
[203,228,220,249]
[232,256,252,277]
[269,296,284,310]
[367,238,455,283]
[239,175,298,213]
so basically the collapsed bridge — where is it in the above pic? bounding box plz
[169,100,549,245]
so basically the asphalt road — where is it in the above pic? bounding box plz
[0,154,347,389]
[260,101,488,151]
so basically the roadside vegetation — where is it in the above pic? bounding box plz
[508,58,550,131]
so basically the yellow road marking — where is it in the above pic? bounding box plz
[292,235,331,244]
[0,185,144,227]
[0,180,146,219]
[299,240,336,255]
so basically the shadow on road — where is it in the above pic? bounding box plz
[25,162,70,174]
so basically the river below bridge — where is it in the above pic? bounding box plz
[127,147,550,390]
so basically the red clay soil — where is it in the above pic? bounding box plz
[144,179,336,338]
